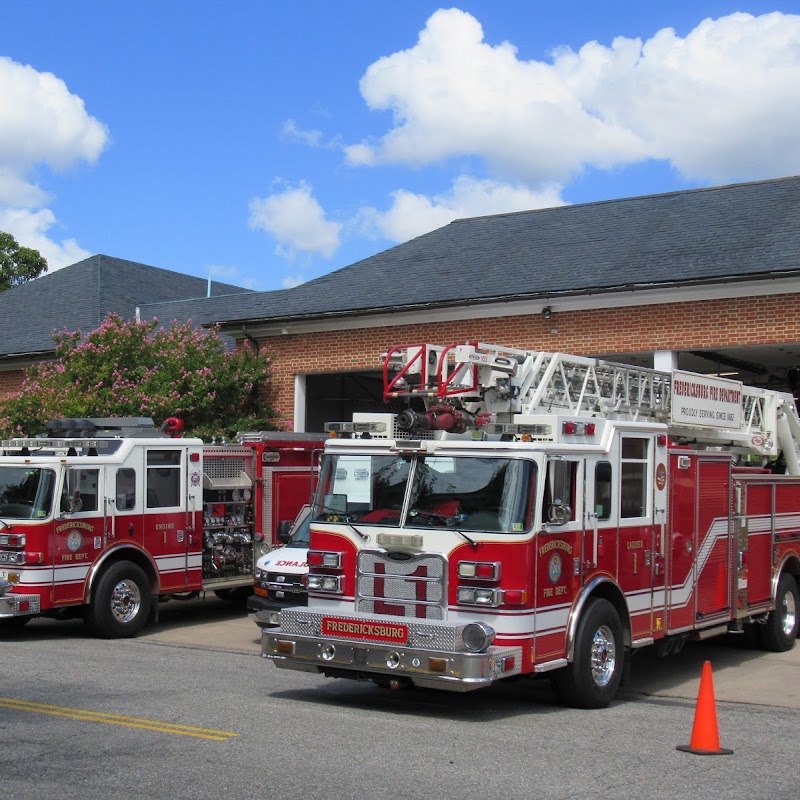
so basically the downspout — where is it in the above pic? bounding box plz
[241,326,260,355]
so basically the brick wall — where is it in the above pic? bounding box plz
[0,369,24,398]
[259,294,800,429]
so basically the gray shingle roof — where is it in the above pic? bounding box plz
[140,175,800,329]
[0,254,249,358]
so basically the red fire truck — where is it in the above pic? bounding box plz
[0,418,323,637]
[263,343,800,707]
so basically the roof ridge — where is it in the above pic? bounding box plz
[449,174,800,226]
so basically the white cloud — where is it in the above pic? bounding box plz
[248,181,342,261]
[0,57,108,173]
[345,9,800,184]
[357,175,565,242]
[557,12,800,182]
[0,207,91,271]
[0,56,109,270]
[281,119,323,147]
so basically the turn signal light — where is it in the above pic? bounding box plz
[562,421,596,436]
[502,589,527,605]
[307,550,342,569]
[458,561,501,581]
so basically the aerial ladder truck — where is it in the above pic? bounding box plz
[263,343,800,707]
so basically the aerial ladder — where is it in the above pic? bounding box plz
[383,342,800,474]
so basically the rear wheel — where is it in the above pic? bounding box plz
[87,561,151,639]
[553,598,624,709]
[759,572,799,652]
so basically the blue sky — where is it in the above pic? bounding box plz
[2,1,800,291]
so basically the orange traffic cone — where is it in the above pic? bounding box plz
[676,660,733,755]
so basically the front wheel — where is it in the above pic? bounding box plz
[87,561,151,639]
[759,572,799,652]
[214,587,251,606]
[553,598,624,709]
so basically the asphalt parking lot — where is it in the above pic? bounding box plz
[137,595,800,710]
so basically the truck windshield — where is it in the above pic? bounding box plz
[0,466,57,519]
[313,453,536,533]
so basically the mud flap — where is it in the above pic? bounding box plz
[148,597,160,626]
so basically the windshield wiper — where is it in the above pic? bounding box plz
[348,523,369,541]
[454,529,478,548]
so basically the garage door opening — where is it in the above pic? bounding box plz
[302,371,418,432]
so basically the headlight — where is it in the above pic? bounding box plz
[457,586,502,606]
[255,567,267,579]
[462,622,495,653]
[307,574,343,593]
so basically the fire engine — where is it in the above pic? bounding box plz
[0,418,323,637]
[263,342,800,708]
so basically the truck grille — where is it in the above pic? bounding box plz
[357,550,445,620]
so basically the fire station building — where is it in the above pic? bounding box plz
[2,175,800,432]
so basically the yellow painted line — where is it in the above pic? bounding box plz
[0,697,239,741]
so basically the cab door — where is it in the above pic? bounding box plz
[534,457,585,660]
[584,456,617,582]
[53,466,104,605]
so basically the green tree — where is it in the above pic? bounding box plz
[0,313,276,439]
[0,230,48,291]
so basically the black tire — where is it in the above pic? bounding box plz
[553,598,624,709]
[214,587,251,606]
[759,572,799,652]
[87,561,151,639]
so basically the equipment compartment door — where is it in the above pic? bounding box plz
[667,453,696,632]
[694,459,732,621]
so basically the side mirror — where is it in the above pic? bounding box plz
[60,468,79,515]
[547,503,572,525]
[277,519,293,544]
[546,459,572,526]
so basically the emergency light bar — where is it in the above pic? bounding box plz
[325,421,388,433]
[1,438,124,455]
[485,423,553,437]
[2,438,101,451]
[390,440,427,453]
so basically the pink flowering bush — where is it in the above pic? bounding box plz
[0,314,275,439]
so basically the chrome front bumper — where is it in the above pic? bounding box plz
[0,592,40,618]
[262,608,522,692]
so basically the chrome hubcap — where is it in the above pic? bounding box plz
[590,624,617,687]
[780,589,797,638]
[110,579,141,624]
